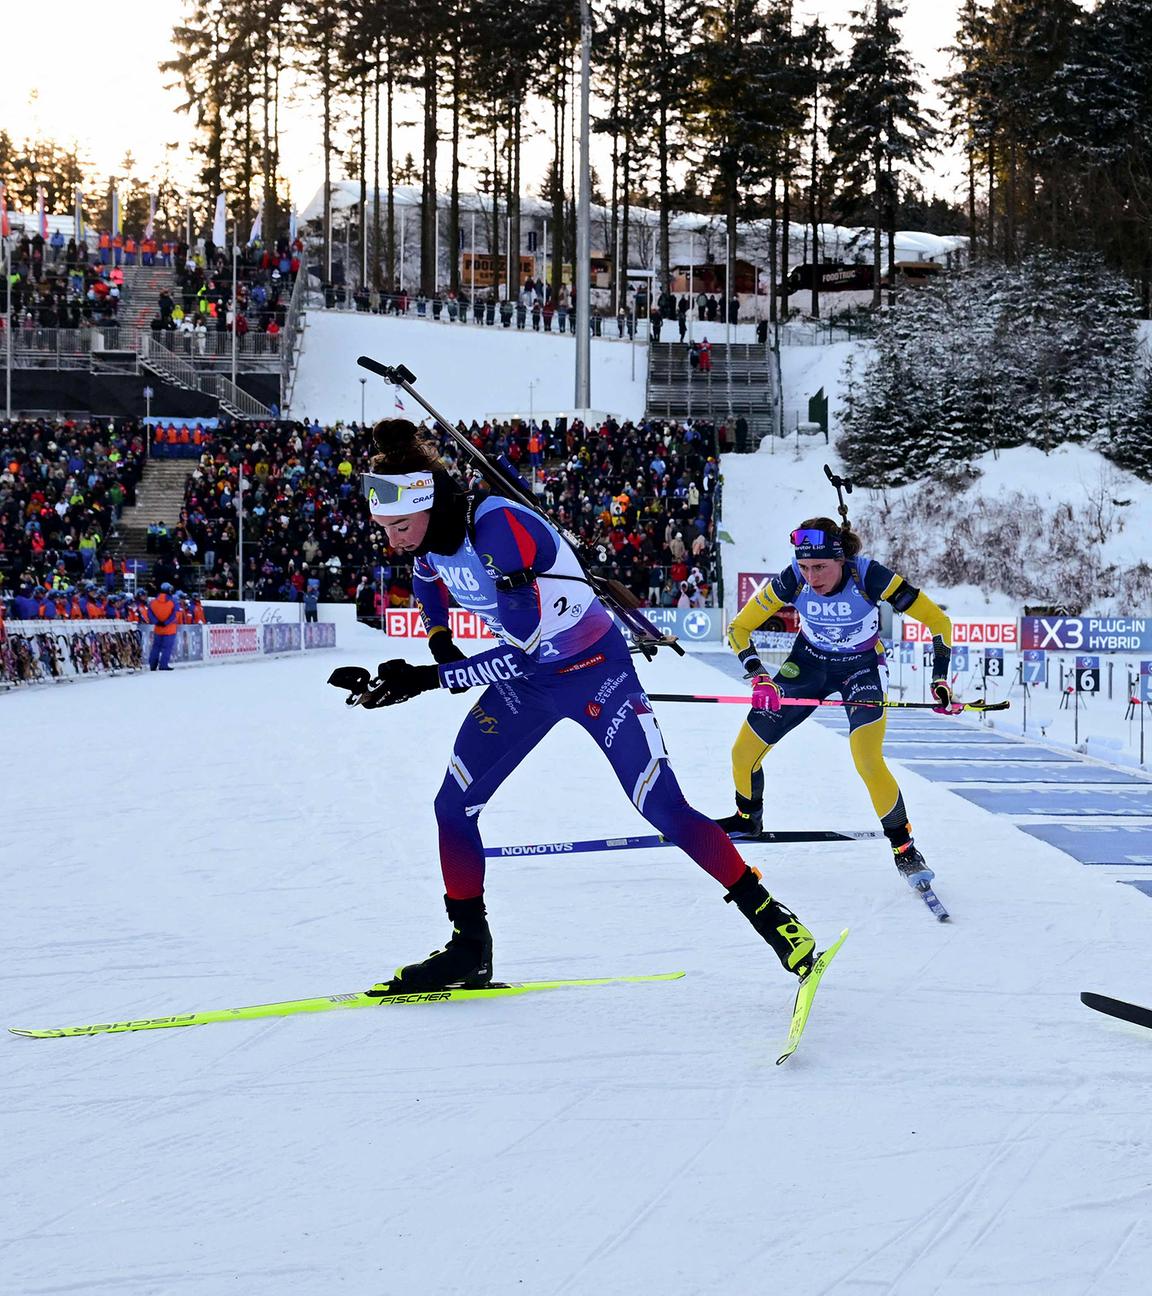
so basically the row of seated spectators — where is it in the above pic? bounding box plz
[0,418,145,596]
[171,413,722,609]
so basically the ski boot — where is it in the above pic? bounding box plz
[724,865,816,978]
[715,792,763,839]
[892,839,935,886]
[369,895,493,995]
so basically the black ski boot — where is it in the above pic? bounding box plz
[724,866,816,977]
[883,814,935,886]
[371,895,494,995]
[892,840,934,885]
[715,792,763,838]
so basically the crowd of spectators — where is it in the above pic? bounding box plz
[1,232,130,331]
[153,236,303,341]
[0,418,145,596]
[326,274,765,342]
[167,413,722,613]
[0,406,723,621]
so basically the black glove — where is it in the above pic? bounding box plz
[361,659,441,708]
[738,648,767,679]
[328,665,372,706]
[427,629,467,666]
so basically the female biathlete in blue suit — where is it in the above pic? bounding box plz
[719,517,955,888]
[330,421,827,993]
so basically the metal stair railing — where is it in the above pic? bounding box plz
[209,374,274,419]
[138,332,200,390]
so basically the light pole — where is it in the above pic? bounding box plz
[236,471,245,602]
[574,0,592,411]
[360,376,367,425]
[4,237,11,421]
[143,385,154,457]
[528,377,538,424]
[230,232,238,392]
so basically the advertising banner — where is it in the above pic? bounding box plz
[385,608,497,640]
[262,623,303,653]
[902,618,1018,646]
[208,624,262,659]
[384,606,723,644]
[1020,617,1152,652]
[304,622,337,650]
[737,572,779,606]
[627,607,722,643]
[140,625,204,664]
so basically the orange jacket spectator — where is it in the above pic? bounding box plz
[149,592,178,634]
[191,601,206,624]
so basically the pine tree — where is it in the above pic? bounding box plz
[826,0,938,308]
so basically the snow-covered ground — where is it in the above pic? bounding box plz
[6,630,1152,1294]
[291,311,649,425]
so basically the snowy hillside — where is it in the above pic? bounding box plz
[751,344,1152,619]
[7,628,1152,1294]
[291,310,649,424]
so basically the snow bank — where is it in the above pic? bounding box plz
[721,429,1152,619]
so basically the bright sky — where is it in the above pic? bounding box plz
[0,0,963,216]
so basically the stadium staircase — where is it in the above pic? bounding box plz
[111,460,193,570]
[118,265,178,330]
[645,342,776,445]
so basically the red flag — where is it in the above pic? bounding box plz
[39,186,48,239]
[0,183,9,239]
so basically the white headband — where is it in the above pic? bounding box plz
[363,471,437,518]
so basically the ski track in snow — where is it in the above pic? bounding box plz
[4,634,1152,1295]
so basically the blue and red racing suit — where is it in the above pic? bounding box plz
[412,496,745,898]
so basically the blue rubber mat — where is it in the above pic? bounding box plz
[1019,823,1152,864]
[955,786,1152,816]
[900,761,1145,784]
[820,724,1018,743]
[1119,881,1152,897]
[882,742,1075,761]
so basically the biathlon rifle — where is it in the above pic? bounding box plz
[356,358,684,658]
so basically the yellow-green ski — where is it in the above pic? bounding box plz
[9,972,685,1039]
[776,930,848,1065]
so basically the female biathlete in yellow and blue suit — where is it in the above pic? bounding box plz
[719,517,954,887]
